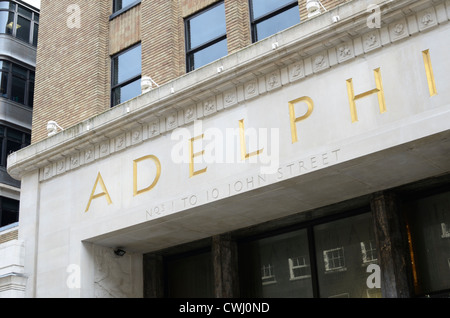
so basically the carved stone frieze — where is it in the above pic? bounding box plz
[37,1,450,182]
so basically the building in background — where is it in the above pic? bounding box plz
[5,0,450,298]
[0,0,38,298]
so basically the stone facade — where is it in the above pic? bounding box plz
[31,0,111,143]
[8,0,450,298]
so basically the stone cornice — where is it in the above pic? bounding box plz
[7,0,449,180]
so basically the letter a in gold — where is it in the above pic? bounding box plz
[85,172,113,212]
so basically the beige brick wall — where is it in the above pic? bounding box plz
[180,0,218,17]
[225,0,252,54]
[141,0,183,87]
[0,230,18,244]
[110,4,141,56]
[32,0,347,143]
[31,0,111,143]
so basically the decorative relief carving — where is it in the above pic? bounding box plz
[85,148,95,163]
[203,98,216,116]
[394,23,404,35]
[36,5,446,182]
[244,80,258,100]
[149,120,160,138]
[312,52,329,72]
[337,42,355,63]
[131,128,142,145]
[418,8,437,31]
[223,88,237,108]
[421,12,433,25]
[289,62,304,82]
[184,106,196,123]
[389,19,408,42]
[115,135,126,151]
[266,71,281,91]
[363,30,381,52]
[166,113,178,130]
[56,160,65,174]
[43,165,52,180]
[70,153,80,169]
[100,142,109,157]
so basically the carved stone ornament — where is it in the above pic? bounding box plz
[224,89,237,108]
[245,80,258,99]
[203,99,216,116]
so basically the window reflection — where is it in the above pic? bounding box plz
[239,229,313,298]
[249,0,300,42]
[314,213,380,298]
[188,2,227,49]
[112,78,141,107]
[16,15,31,43]
[190,39,228,72]
[111,44,142,107]
[185,2,227,72]
[238,212,381,298]
[0,1,39,46]
[406,190,450,296]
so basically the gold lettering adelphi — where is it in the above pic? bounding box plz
[288,96,314,144]
[239,119,264,161]
[346,68,386,123]
[133,155,161,196]
[85,172,112,212]
[422,49,437,97]
[189,134,207,178]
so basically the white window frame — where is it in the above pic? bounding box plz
[329,292,350,298]
[288,256,310,280]
[441,223,450,238]
[261,264,277,285]
[360,240,378,264]
[323,247,346,273]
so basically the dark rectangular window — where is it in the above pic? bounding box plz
[111,43,142,107]
[16,15,31,42]
[406,189,450,297]
[165,249,214,298]
[0,196,19,228]
[0,59,35,107]
[11,64,27,104]
[0,62,8,97]
[185,1,227,72]
[28,71,34,107]
[0,1,39,46]
[249,0,300,42]
[0,124,30,168]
